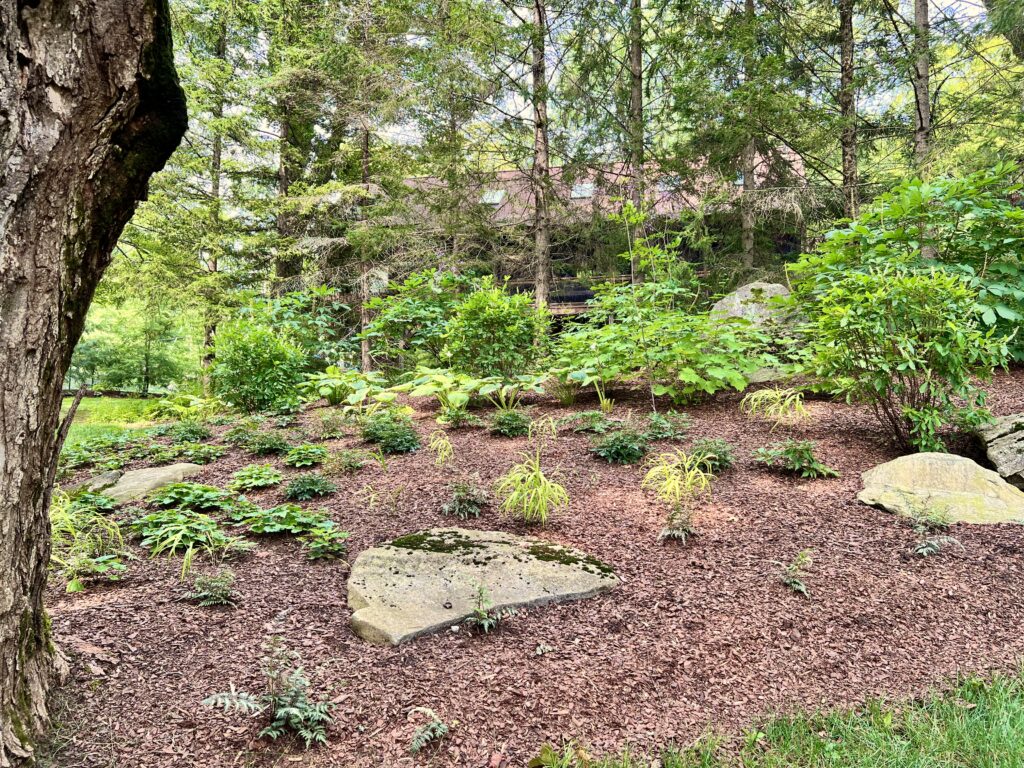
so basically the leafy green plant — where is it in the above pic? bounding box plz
[321,449,374,474]
[299,366,354,406]
[690,438,735,474]
[777,549,813,597]
[642,451,714,543]
[463,584,512,634]
[68,491,118,516]
[740,388,809,429]
[224,421,261,447]
[147,482,235,512]
[441,480,489,520]
[361,410,420,454]
[298,521,349,561]
[231,503,327,535]
[563,410,618,434]
[753,440,839,479]
[245,431,291,456]
[283,443,329,468]
[644,410,691,441]
[130,508,252,577]
[794,262,1009,451]
[167,420,213,443]
[229,464,283,493]
[428,430,454,467]
[212,320,305,413]
[284,473,337,501]
[443,279,551,378]
[408,707,450,754]
[590,429,649,464]
[547,376,581,406]
[149,393,225,421]
[490,408,532,438]
[186,569,238,607]
[173,443,226,464]
[50,491,128,592]
[203,638,333,749]
[495,450,569,525]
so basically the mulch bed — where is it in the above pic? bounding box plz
[44,370,1024,767]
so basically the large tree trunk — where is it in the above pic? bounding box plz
[627,0,644,283]
[740,0,757,270]
[531,0,551,308]
[839,0,859,218]
[0,0,186,763]
[202,21,226,394]
[359,127,373,373]
[912,0,931,168]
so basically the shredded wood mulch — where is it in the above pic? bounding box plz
[43,370,1024,768]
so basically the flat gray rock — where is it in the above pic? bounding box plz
[858,452,1024,525]
[73,470,124,494]
[711,281,791,326]
[347,528,618,645]
[975,414,1024,488]
[102,463,203,504]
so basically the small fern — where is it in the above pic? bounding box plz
[409,707,450,754]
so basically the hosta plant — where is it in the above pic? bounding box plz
[147,483,235,513]
[283,443,329,468]
[130,508,252,577]
[229,464,283,493]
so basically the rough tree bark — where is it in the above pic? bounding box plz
[627,0,644,283]
[839,0,859,218]
[0,0,186,762]
[912,0,931,168]
[202,20,227,393]
[531,0,551,308]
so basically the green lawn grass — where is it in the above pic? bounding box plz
[61,396,156,445]
[536,671,1024,767]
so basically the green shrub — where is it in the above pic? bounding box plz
[690,438,735,474]
[173,443,226,464]
[213,320,305,413]
[284,473,337,501]
[442,480,489,520]
[753,440,838,479]
[590,429,649,464]
[797,264,1008,451]
[147,483,235,513]
[490,408,532,438]
[361,410,420,454]
[283,444,329,468]
[130,508,252,575]
[245,432,291,456]
[443,280,550,378]
[229,464,283,493]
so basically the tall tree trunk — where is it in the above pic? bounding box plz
[359,127,373,372]
[203,21,226,394]
[274,118,300,282]
[740,0,757,270]
[627,0,644,283]
[839,0,859,218]
[532,0,552,308]
[912,0,932,169]
[0,0,186,762]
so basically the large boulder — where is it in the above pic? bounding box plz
[347,528,618,645]
[98,463,203,504]
[711,281,791,326]
[858,452,1024,525]
[975,414,1024,488]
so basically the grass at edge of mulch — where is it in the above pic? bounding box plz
[536,668,1024,767]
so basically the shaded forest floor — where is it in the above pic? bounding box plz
[41,370,1024,767]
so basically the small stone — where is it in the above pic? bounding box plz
[347,528,618,645]
[858,452,1024,525]
[975,413,1024,488]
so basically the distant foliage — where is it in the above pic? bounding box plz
[443,280,551,378]
[213,320,305,413]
